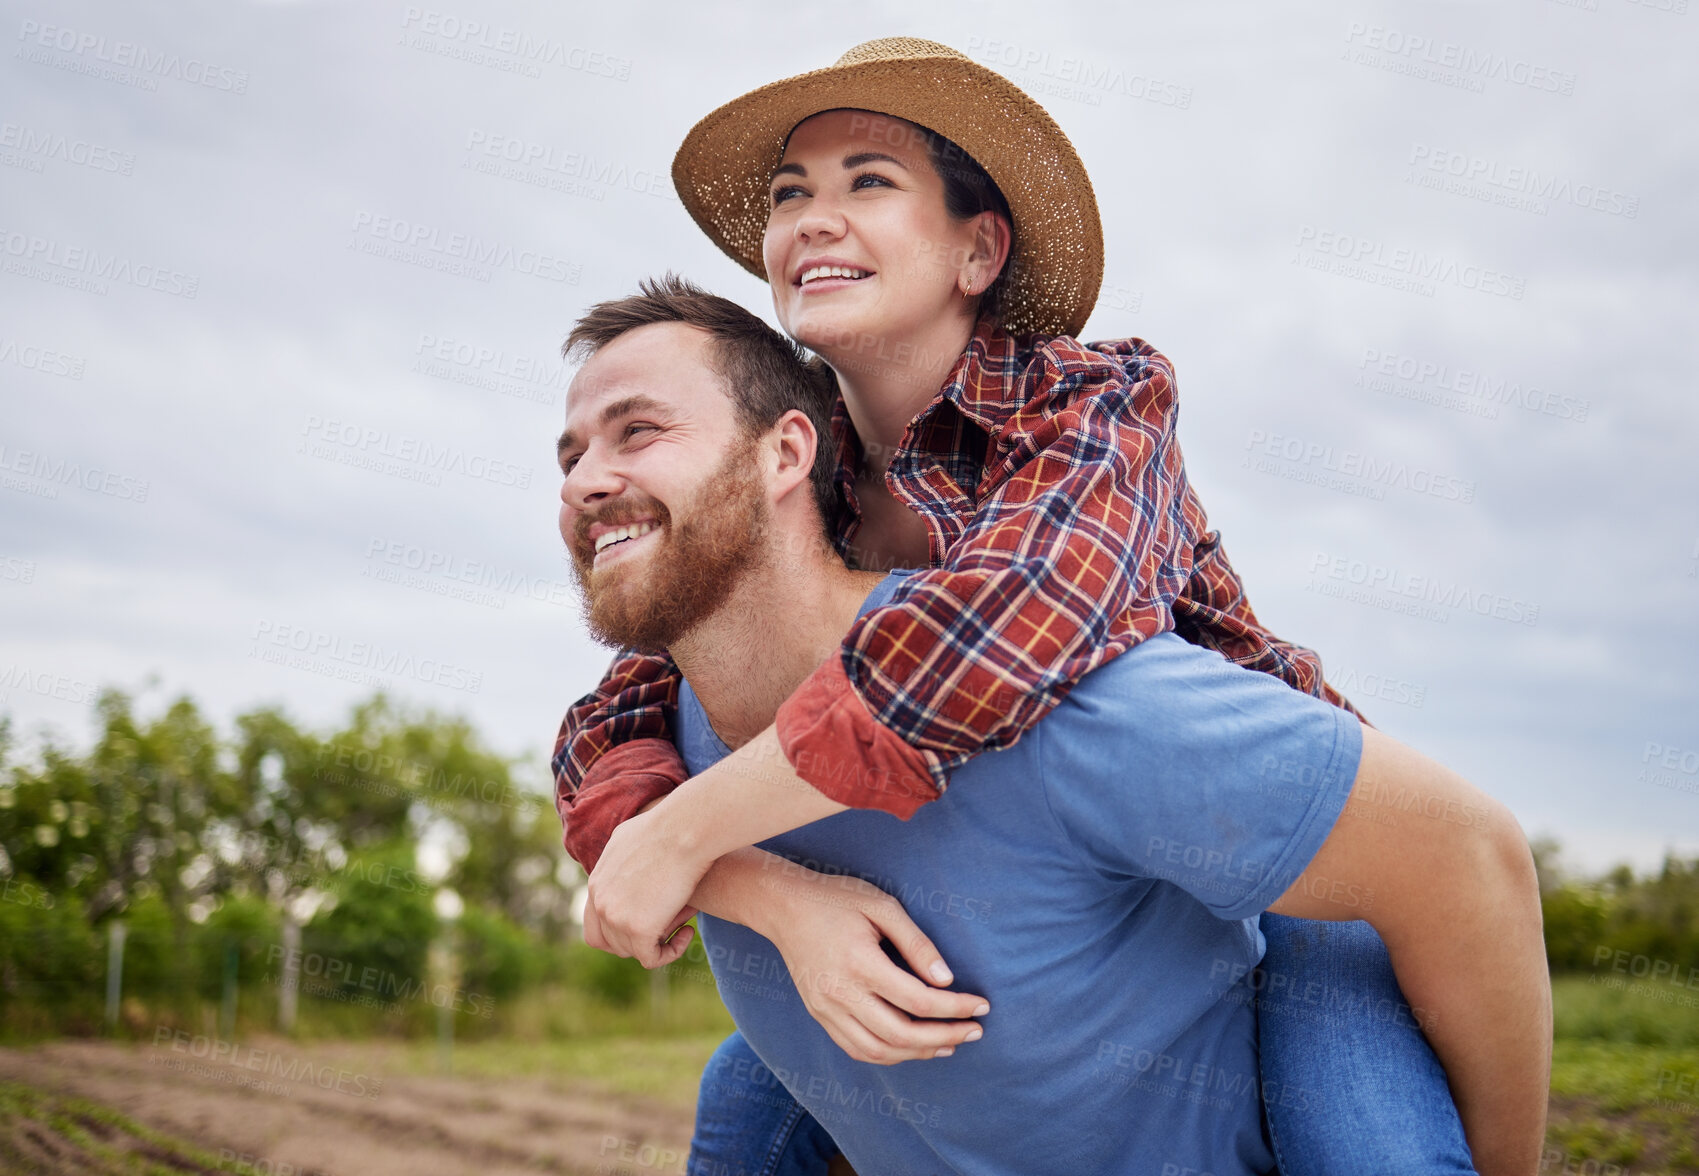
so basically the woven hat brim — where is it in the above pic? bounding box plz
[672,54,1103,339]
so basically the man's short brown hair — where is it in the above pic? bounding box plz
[565,274,839,537]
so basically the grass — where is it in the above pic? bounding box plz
[1552,974,1699,1048]
[382,1033,731,1108]
[0,1080,276,1176]
[5,972,1699,1171]
[1543,976,1699,1174]
[309,978,737,1108]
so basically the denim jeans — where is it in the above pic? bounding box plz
[1255,915,1477,1175]
[688,917,1476,1176]
[688,1030,841,1176]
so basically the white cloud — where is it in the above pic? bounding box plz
[2,0,1695,875]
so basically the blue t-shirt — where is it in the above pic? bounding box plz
[677,571,1363,1176]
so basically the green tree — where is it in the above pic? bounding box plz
[302,841,436,994]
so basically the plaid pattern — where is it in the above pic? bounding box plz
[552,315,1358,868]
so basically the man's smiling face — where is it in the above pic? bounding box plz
[558,321,771,649]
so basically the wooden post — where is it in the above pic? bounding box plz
[431,934,453,1075]
[219,940,239,1038]
[104,920,126,1033]
[650,963,669,1024]
[278,917,300,1033]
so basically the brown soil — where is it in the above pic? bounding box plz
[0,1039,694,1176]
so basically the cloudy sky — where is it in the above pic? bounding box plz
[2,0,1695,875]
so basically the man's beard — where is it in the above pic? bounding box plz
[570,436,770,651]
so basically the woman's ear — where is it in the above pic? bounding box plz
[971,211,1013,284]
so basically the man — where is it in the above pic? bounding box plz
[555,277,1551,1175]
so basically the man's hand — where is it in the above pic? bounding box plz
[582,804,708,967]
[759,866,990,1065]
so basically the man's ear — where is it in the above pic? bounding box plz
[769,410,820,502]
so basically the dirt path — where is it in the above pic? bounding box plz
[10,1038,1694,1175]
[0,1039,696,1176]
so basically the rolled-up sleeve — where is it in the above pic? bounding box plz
[551,647,687,871]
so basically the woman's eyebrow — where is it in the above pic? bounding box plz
[841,151,906,171]
[770,150,908,184]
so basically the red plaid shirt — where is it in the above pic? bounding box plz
[553,315,1360,870]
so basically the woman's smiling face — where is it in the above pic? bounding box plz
[762,109,987,363]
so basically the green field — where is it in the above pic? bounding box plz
[5,974,1695,1175]
[1542,975,1699,1174]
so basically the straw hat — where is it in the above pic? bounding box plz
[671,37,1104,339]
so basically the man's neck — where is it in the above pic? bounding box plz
[668,546,890,751]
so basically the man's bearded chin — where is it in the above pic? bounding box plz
[572,438,771,651]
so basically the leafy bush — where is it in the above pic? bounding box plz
[193,893,280,1000]
[457,904,542,1000]
[0,890,99,998]
[302,842,436,996]
[1543,883,1613,971]
[117,895,190,997]
[1544,855,1699,979]
[568,940,648,1008]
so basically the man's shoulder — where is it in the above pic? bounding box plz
[1045,631,1329,735]
[1046,631,1199,715]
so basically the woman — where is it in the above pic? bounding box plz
[560,38,1500,1175]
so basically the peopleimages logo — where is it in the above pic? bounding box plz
[1407,144,1638,219]
[151,1028,382,1099]
[314,739,538,812]
[1639,741,1699,797]
[1326,666,1426,710]
[348,211,579,284]
[398,8,632,80]
[1357,348,1591,425]
[1244,430,1477,504]
[0,443,150,503]
[961,35,1193,109]
[412,333,571,407]
[1293,225,1526,301]
[0,664,97,705]
[250,620,484,695]
[0,230,199,298]
[1307,552,1541,627]
[462,130,673,201]
[0,338,85,380]
[298,415,532,490]
[364,537,574,607]
[1342,22,1576,96]
[15,20,251,93]
[266,946,495,1018]
[0,123,135,175]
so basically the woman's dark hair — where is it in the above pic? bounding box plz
[912,125,1016,322]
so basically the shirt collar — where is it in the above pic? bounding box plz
[935,312,1019,434]
[828,312,1018,467]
